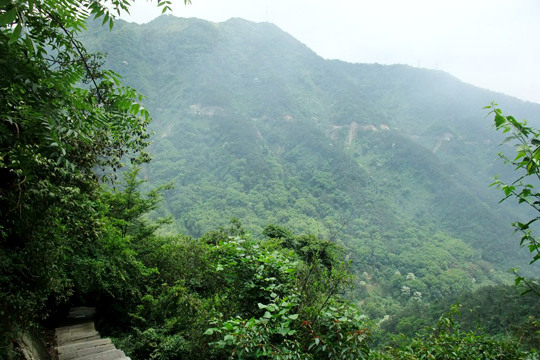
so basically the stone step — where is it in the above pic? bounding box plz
[57,328,99,338]
[56,331,100,346]
[56,330,100,341]
[56,322,96,333]
[76,349,127,360]
[59,343,116,360]
[68,307,96,319]
[61,334,102,346]
[57,338,112,354]
[56,327,99,338]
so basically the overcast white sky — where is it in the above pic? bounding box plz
[119,0,540,104]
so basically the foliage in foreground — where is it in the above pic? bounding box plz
[487,103,540,294]
[110,213,371,359]
[0,0,154,347]
[0,0,190,353]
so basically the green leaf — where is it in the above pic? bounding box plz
[533,147,540,161]
[0,8,17,26]
[223,335,235,343]
[287,314,299,320]
[23,35,37,55]
[502,185,514,197]
[9,23,22,43]
[494,114,506,128]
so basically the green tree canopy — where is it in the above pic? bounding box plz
[0,0,186,343]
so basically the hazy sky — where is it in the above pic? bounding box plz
[120,0,540,104]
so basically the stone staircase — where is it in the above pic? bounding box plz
[54,308,130,360]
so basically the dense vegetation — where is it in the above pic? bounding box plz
[1,3,539,359]
[83,15,540,315]
[0,0,152,346]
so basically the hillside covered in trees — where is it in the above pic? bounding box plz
[82,15,540,304]
[1,5,539,359]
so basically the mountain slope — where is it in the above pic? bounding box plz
[83,16,540,304]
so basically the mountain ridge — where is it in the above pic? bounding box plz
[83,15,540,307]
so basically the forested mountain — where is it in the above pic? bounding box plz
[82,15,540,310]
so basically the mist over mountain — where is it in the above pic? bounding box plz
[83,15,540,306]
